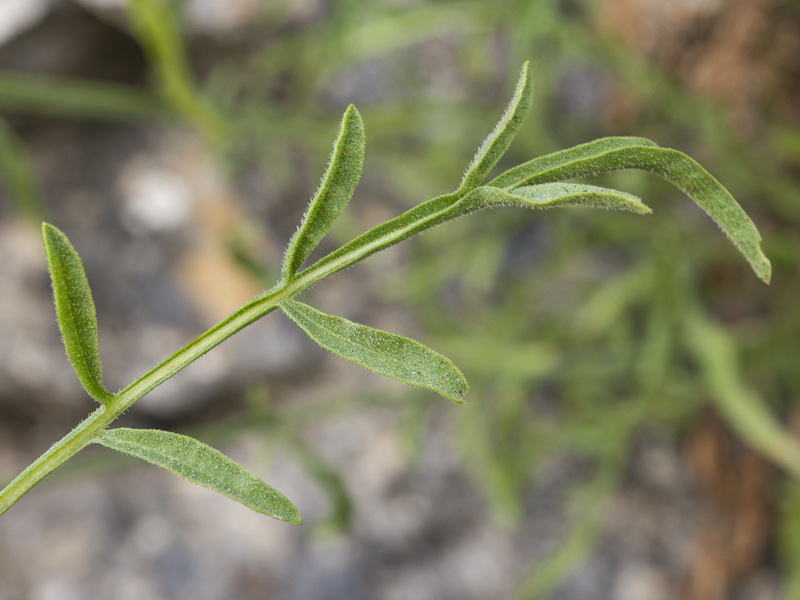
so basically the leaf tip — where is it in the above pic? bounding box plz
[756,255,772,284]
[342,104,364,133]
[520,60,531,79]
[42,221,62,246]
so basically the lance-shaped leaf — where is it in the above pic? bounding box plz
[489,136,658,190]
[457,61,533,193]
[281,105,365,279]
[450,183,653,217]
[281,300,468,403]
[96,428,301,523]
[490,139,771,283]
[42,223,113,405]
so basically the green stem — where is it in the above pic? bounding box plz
[0,406,106,515]
[0,196,452,515]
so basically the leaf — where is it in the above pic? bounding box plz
[96,428,301,523]
[42,224,113,405]
[281,105,365,279]
[491,138,771,283]
[281,300,468,403]
[489,136,658,189]
[457,61,533,193]
[451,183,653,217]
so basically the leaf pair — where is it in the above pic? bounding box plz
[488,137,772,283]
[277,104,470,402]
[43,224,299,523]
[275,182,648,407]
[459,62,768,282]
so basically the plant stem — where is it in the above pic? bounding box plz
[0,406,106,515]
[0,198,447,514]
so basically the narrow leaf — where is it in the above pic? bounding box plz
[458,61,533,193]
[42,223,113,405]
[96,428,301,524]
[489,136,658,190]
[281,300,468,403]
[281,105,365,279]
[491,139,771,283]
[451,183,653,217]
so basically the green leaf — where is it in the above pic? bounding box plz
[489,136,658,189]
[96,428,301,523]
[42,224,113,405]
[281,105,365,279]
[281,300,468,403]
[452,183,653,216]
[491,138,771,283]
[457,61,533,193]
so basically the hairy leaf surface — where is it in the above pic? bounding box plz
[43,224,113,405]
[281,300,468,403]
[96,428,301,523]
[453,183,652,216]
[489,137,658,189]
[492,139,771,283]
[281,105,365,278]
[458,61,533,192]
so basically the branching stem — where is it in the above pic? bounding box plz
[0,196,464,514]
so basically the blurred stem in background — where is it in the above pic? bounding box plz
[126,0,231,142]
[0,116,46,223]
[0,72,166,120]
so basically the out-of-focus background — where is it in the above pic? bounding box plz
[1,1,799,598]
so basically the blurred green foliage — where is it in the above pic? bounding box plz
[1,0,799,597]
